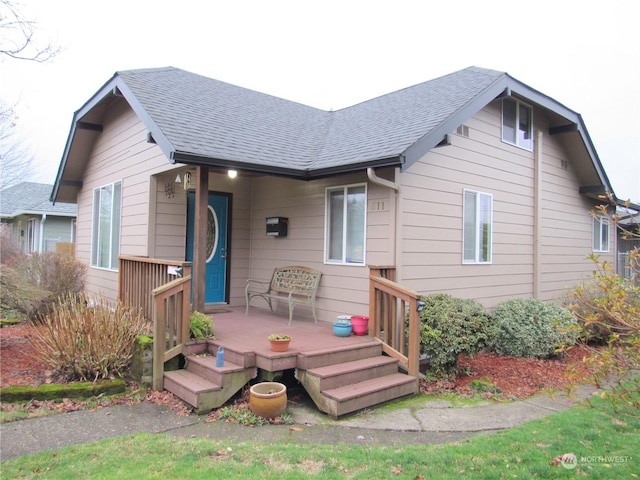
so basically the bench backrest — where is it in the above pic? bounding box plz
[270,266,322,296]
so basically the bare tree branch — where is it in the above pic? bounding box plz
[0,100,34,190]
[0,0,60,62]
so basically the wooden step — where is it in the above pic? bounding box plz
[186,354,245,385]
[323,373,418,418]
[208,342,256,368]
[165,365,257,414]
[296,341,382,370]
[305,356,399,391]
[164,369,220,409]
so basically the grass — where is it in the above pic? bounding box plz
[2,394,638,479]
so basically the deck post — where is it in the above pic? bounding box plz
[192,166,209,313]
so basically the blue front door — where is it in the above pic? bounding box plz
[186,192,229,303]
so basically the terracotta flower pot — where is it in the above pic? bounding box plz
[249,382,287,418]
[268,337,291,351]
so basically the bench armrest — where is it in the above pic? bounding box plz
[245,279,271,294]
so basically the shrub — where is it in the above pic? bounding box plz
[492,298,579,359]
[413,293,495,375]
[189,311,214,339]
[6,251,86,321]
[29,293,147,381]
[0,263,50,321]
[563,254,640,344]
[564,254,639,412]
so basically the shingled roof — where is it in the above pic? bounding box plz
[0,182,76,219]
[52,65,612,203]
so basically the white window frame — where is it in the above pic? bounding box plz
[91,180,122,271]
[502,98,533,151]
[592,215,610,252]
[324,183,367,265]
[463,189,493,264]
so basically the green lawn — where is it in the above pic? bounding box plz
[2,394,638,479]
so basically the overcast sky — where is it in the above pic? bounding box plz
[2,0,639,202]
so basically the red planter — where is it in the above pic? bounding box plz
[350,315,369,336]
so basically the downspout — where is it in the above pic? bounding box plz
[39,214,47,253]
[534,130,543,299]
[367,167,402,282]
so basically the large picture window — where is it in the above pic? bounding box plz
[592,216,610,252]
[502,98,533,150]
[325,184,366,264]
[463,190,492,263]
[91,181,122,270]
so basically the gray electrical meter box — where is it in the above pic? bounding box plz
[266,217,288,237]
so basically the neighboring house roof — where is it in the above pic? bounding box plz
[52,66,615,204]
[0,182,77,219]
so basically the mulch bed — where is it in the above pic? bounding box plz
[1,322,595,414]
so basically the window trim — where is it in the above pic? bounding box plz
[324,183,367,266]
[501,98,533,151]
[592,215,610,252]
[462,189,493,264]
[90,180,122,271]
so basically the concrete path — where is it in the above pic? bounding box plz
[0,385,597,461]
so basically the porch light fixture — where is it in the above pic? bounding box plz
[228,169,237,179]
[175,174,182,183]
[184,172,192,189]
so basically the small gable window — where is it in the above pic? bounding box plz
[502,98,533,150]
[592,216,610,252]
[91,181,122,270]
[325,184,366,265]
[463,190,493,263]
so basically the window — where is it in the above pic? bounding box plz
[592,216,610,252]
[325,184,366,264]
[463,190,493,263]
[91,181,122,270]
[502,98,533,150]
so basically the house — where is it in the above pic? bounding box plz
[51,65,620,318]
[50,65,627,414]
[1,182,76,254]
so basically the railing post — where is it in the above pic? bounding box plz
[152,294,166,391]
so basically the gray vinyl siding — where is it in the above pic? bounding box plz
[397,101,613,309]
[43,217,74,251]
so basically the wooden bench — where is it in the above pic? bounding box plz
[245,266,322,325]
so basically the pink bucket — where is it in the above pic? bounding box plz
[350,315,369,336]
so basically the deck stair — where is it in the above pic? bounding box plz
[163,343,256,413]
[296,341,418,418]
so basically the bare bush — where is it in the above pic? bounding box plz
[30,293,147,381]
[9,251,86,321]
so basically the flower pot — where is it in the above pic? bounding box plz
[333,320,352,337]
[249,382,287,418]
[269,338,291,352]
[350,315,369,336]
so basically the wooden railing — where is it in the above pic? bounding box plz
[369,267,421,377]
[118,255,192,321]
[152,274,192,390]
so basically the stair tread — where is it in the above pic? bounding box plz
[164,369,221,393]
[307,356,398,378]
[186,354,244,372]
[323,373,416,402]
[298,341,379,357]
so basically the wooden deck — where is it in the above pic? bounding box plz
[210,305,376,367]
[163,305,418,417]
